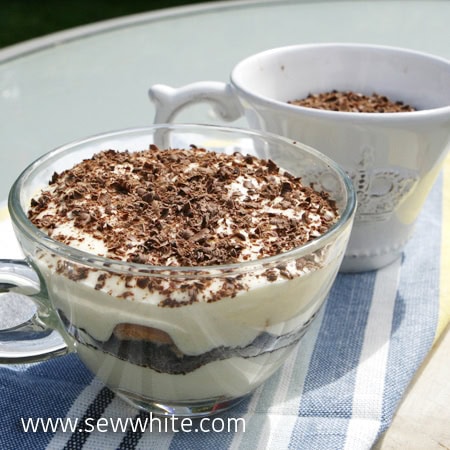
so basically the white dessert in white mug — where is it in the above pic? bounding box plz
[28,146,340,403]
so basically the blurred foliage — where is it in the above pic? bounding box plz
[0,0,218,48]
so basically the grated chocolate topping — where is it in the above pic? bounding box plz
[28,146,339,305]
[28,146,338,267]
[289,90,416,113]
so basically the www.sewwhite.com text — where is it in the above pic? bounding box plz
[21,414,246,434]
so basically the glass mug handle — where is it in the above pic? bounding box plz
[0,259,67,363]
[148,82,243,123]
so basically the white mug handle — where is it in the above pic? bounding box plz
[149,82,243,123]
[0,259,67,363]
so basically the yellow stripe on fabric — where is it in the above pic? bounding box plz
[0,206,9,222]
[437,153,450,340]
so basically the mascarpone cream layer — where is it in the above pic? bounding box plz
[38,255,338,355]
[78,343,295,401]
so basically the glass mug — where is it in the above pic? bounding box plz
[0,125,355,417]
[149,43,450,272]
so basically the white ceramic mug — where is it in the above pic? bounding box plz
[149,43,450,272]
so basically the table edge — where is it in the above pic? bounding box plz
[3,0,440,64]
[0,0,289,64]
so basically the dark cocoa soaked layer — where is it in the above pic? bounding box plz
[59,311,317,375]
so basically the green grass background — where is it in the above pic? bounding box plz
[1,0,217,48]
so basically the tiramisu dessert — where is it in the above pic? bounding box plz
[28,145,342,408]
